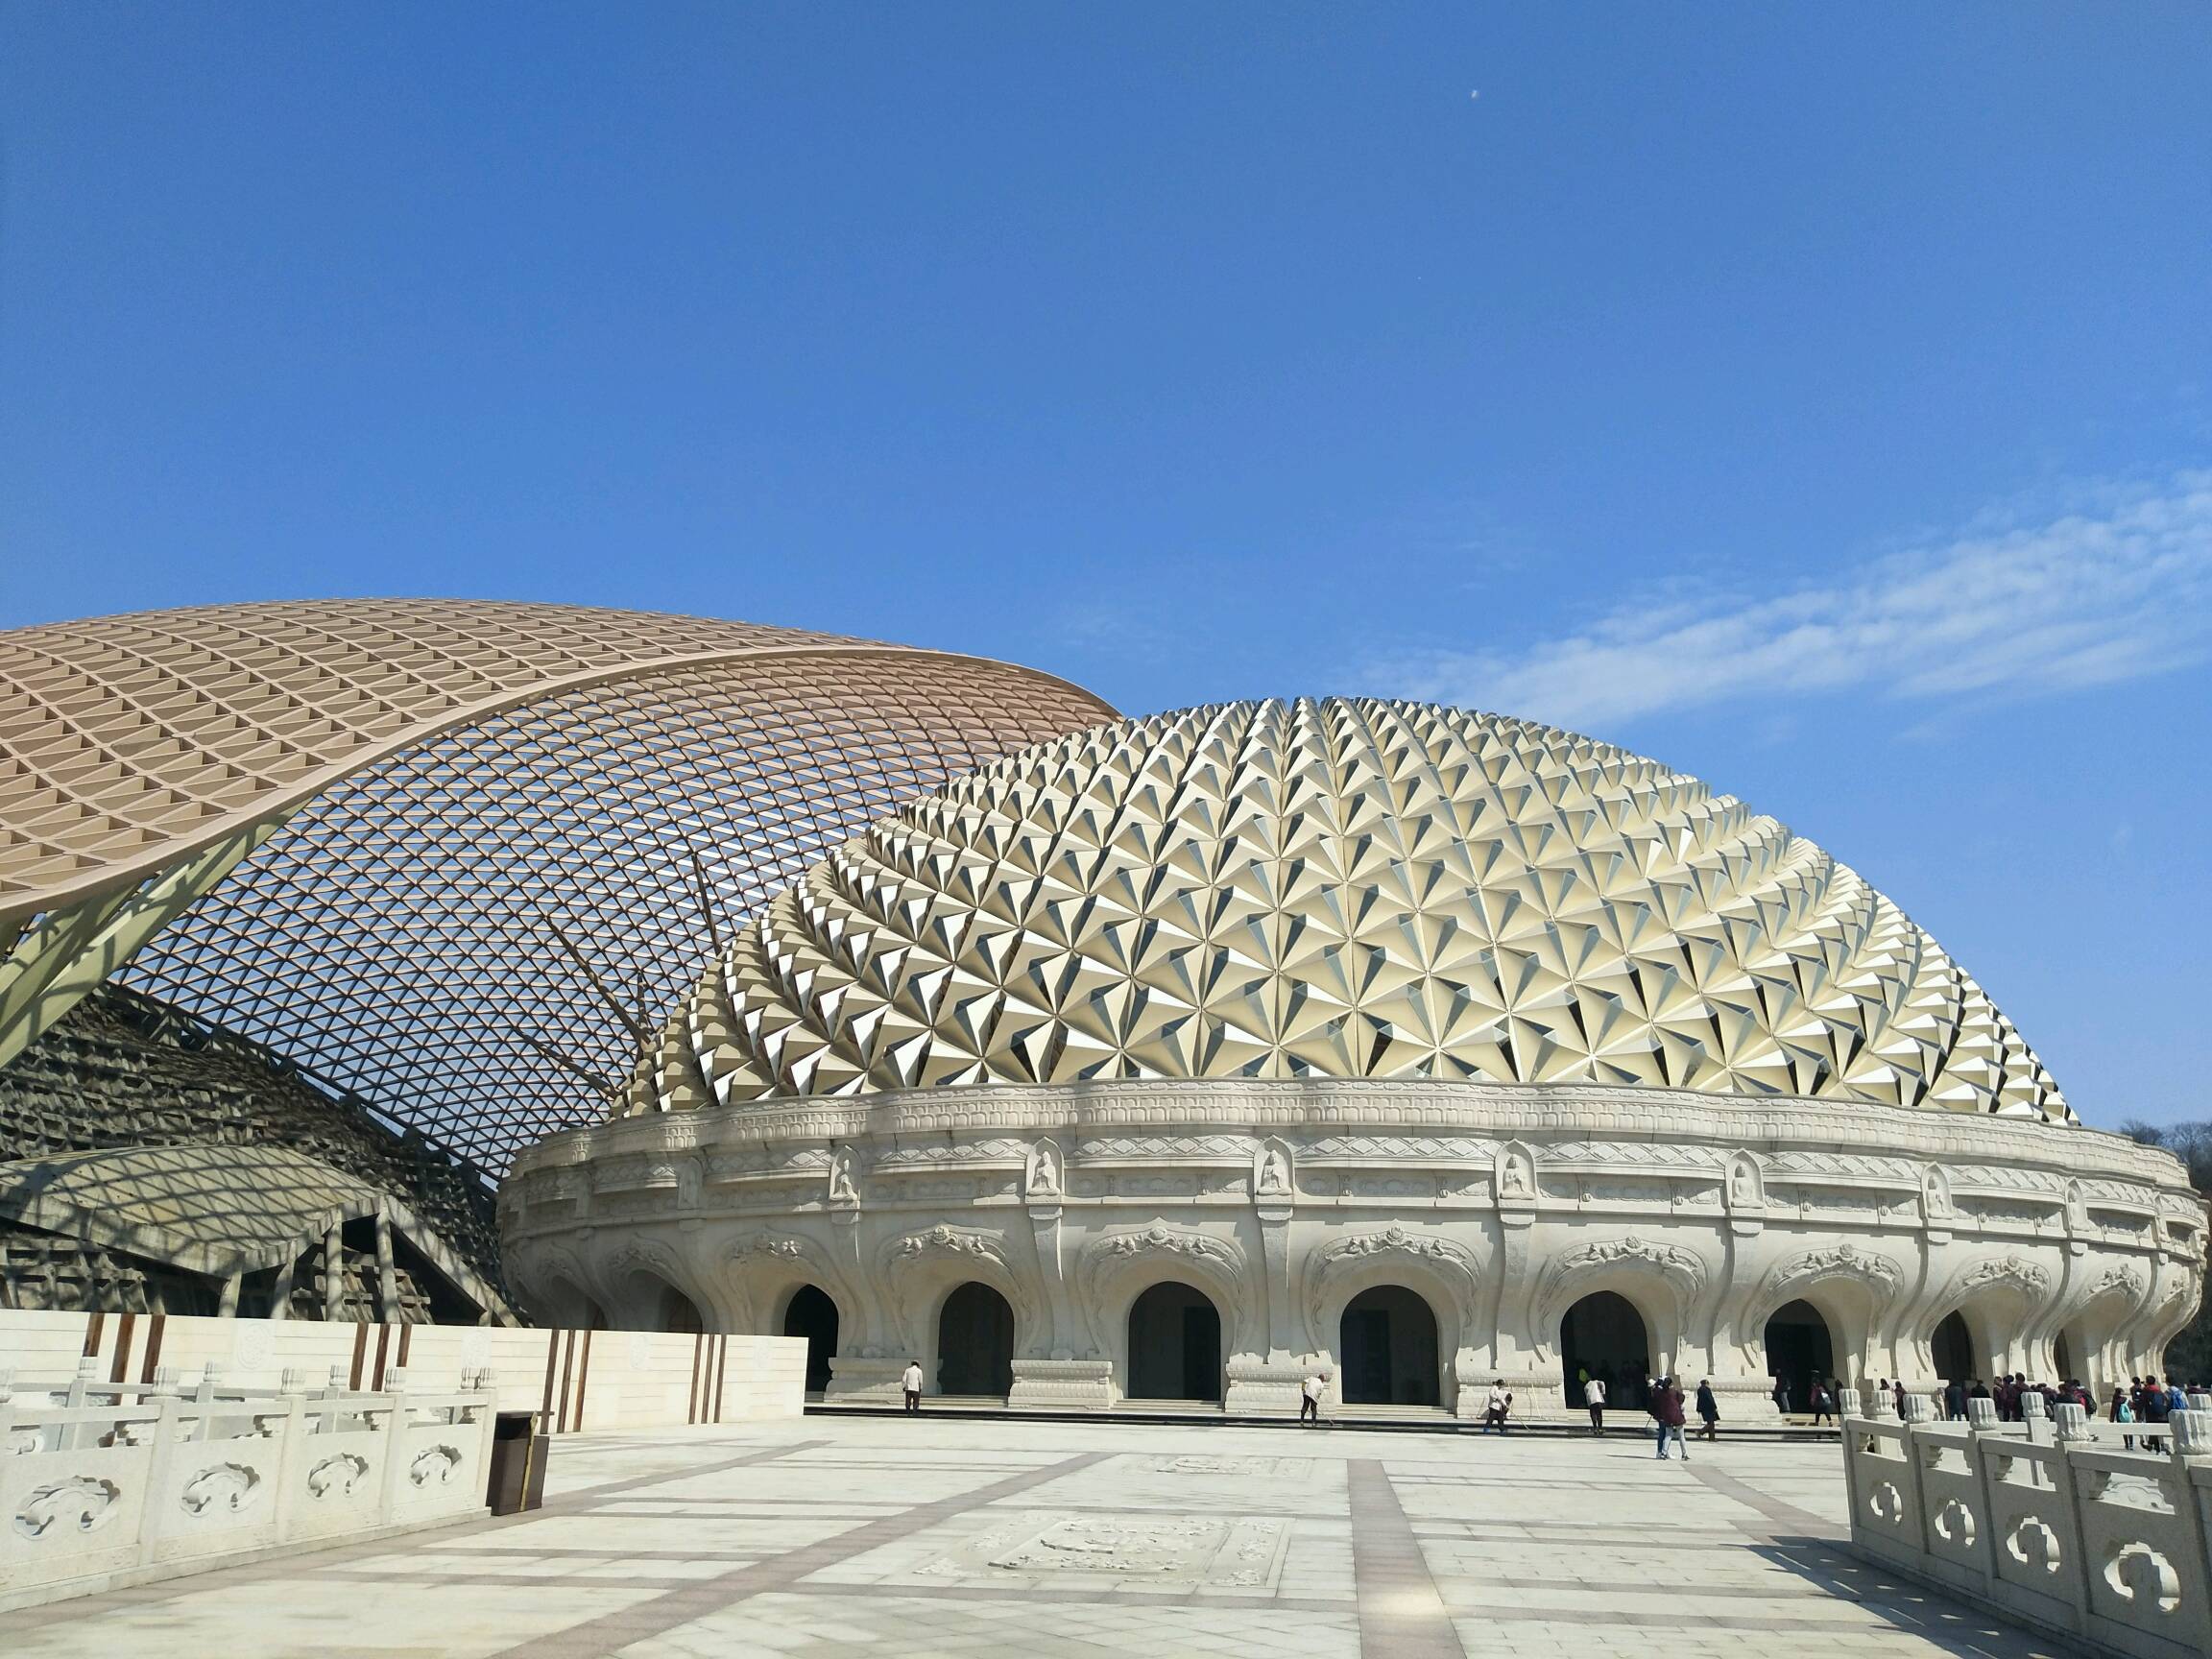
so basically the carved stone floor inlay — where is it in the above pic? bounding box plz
[918,1509,1291,1592]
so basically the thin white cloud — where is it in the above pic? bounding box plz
[1362,471,2212,733]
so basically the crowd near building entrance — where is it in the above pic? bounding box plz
[1560,1290,1650,1409]
[1338,1285,1441,1407]
[935,1281,1015,1396]
[1126,1280,1222,1402]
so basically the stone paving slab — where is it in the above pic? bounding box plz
[0,1415,2079,1658]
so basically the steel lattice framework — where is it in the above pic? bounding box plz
[0,601,1115,1169]
[637,698,2073,1123]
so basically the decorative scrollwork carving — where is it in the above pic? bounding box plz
[180,1461,262,1518]
[1954,1256,2053,1298]
[1099,1223,1235,1262]
[408,1445,464,1488]
[306,1452,371,1501]
[891,1223,1002,1262]
[13,1477,121,1540]
[1757,1240,1902,1322]
[1534,1234,1707,1326]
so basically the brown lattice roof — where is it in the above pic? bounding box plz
[1,600,1115,1170]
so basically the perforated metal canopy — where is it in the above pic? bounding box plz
[0,601,1115,1171]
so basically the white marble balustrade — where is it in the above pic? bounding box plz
[1839,1385,2212,1659]
[0,1361,496,1611]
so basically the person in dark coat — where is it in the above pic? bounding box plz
[1654,1376,1689,1460]
[1695,1379,1719,1441]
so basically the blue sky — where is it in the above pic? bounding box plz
[4,5,2208,1126]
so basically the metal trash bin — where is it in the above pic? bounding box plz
[487,1410,545,1514]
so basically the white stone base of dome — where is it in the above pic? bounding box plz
[501,1080,2206,1418]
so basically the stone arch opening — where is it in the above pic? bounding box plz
[935,1281,1015,1399]
[1339,1285,1440,1407]
[1560,1290,1651,1409]
[781,1284,839,1397]
[1763,1298,1836,1412]
[601,1264,705,1334]
[2053,1329,2077,1385]
[656,1282,704,1334]
[1932,1309,1977,1386]
[1126,1280,1221,1403]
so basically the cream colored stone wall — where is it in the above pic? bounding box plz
[0,1310,805,1431]
[503,1078,2207,1418]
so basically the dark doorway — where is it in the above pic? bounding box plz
[1932,1310,1975,1384]
[1560,1290,1650,1409]
[782,1285,838,1396]
[1339,1286,1441,1407]
[1763,1299,1835,1410]
[1126,1281,1222,1402]
[656,1282,704,1334]
[2053,1330,2077,1383]
[936,1281,1015,1398]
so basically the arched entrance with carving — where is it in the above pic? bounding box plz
[1560,1290,1652,1410]
[1339,1286,1440,1407]
[1762,1299,1835,1412]
[781,1284,839,1397]
[1127,1281,1222,1403]
[935,1281,1015,1399]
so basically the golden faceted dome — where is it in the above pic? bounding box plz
[634,699,2070,1123]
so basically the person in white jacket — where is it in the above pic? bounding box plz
[1585,1375,1607,1435]
[902,1358,924,1413]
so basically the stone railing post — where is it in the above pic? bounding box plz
[265,1393,310,1536]
[2019,1389,2049,1484]
[373,1392,411,1527]
[2039,1409,2094,1630]
[1836,1386,1865,1524]
[2168,1408,2212,1628]
[61,1357,99,1449]
[134,1393,184,1568]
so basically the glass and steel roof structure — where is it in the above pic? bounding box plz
[0,600,1115,1170]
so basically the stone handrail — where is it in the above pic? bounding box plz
[1,1365,498,1611]
[1839,1386,2212,1658]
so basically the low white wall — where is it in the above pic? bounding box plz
[0,1310,805,1433]
[1840,1388,2212,1659]
[1,1381,494,1611]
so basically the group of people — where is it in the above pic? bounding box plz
[2110,1376,2195,1452]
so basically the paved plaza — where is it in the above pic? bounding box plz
[1,1414,2071,1659]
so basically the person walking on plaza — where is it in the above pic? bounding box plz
[1301,1370,1326,1426]
[1891,1378,1907,1420]
[1483,1379,1513,1433]
[1770,1375,1791,1416]
[1696,1378,1719,1441]
[1586,1374,1607,1435]
[1943,1378,1966,1420]
[2112,1385,2135,1452]
[1654,1376,1689,1459]
[1810,1379,1835,1428]
[901,1358,924,1413]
